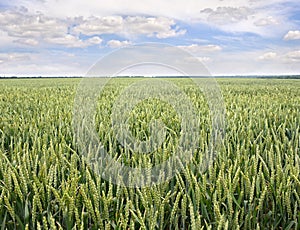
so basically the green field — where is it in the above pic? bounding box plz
[0,78,299,229]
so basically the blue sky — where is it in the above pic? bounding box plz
[0,0,300,76]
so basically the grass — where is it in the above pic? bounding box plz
[0,77,299,229]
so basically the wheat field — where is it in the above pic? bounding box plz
[0,78,299,229]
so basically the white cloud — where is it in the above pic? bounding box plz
[9,0,299,37]
[17,0,294,22]
[1,0,300,76]
[258,50,300,63]
[73,16,123,35]
[258,52,277,60]
[13,0,254,20]
[0,9,105,48]
[107,40,131,48]
[0,53,31,64]
[87,36,103,45]
[44,35,102,48]
[124,16,185,38]
[0,51,90,76]
[197,6,292,38]
[0,10,67,39]
[204,49,300,76]
[0,30,16,47]
[14,38,39,46]
[197,57,212,62]
[73,16,185,38]
[192,3,294,37]
[178,44,222,53]
[285,50,300,62]
[200,7,253,25]
[0,8,185,50]
[284,30,300,40]
[254,16,278,27]
[156,28,186,39]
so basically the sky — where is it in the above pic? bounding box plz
[0,0,300,76]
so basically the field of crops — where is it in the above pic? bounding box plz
[0,78,299,229]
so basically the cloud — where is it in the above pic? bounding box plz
[257,50,300,63]
[124,16,186,38]
[200,7,253,25]
[13,38,39,46]
[45,35,102,48]
[204,49,300,76]
[0,53,31,64]
[1,0,300,76]
[0,51,90,76]
[197,57,212,62]
[73,16,123,35]
[258,52,277,60]
[0,9,89,48]
[73,16,186,38]
[87,36,103,45]
[284,30,300,40]
[0,8,185,51]
[11,0,254,21]
[107,40,131,48]
[0,9,67,39]
[254,16,278,27]
[0,9,104,48]
[16,0,294,22]
[177,44,222,53]
[285,50,300,62]
[8,0,299,38]
[195,3,295,37]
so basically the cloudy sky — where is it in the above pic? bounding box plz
[0,0,300,76]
